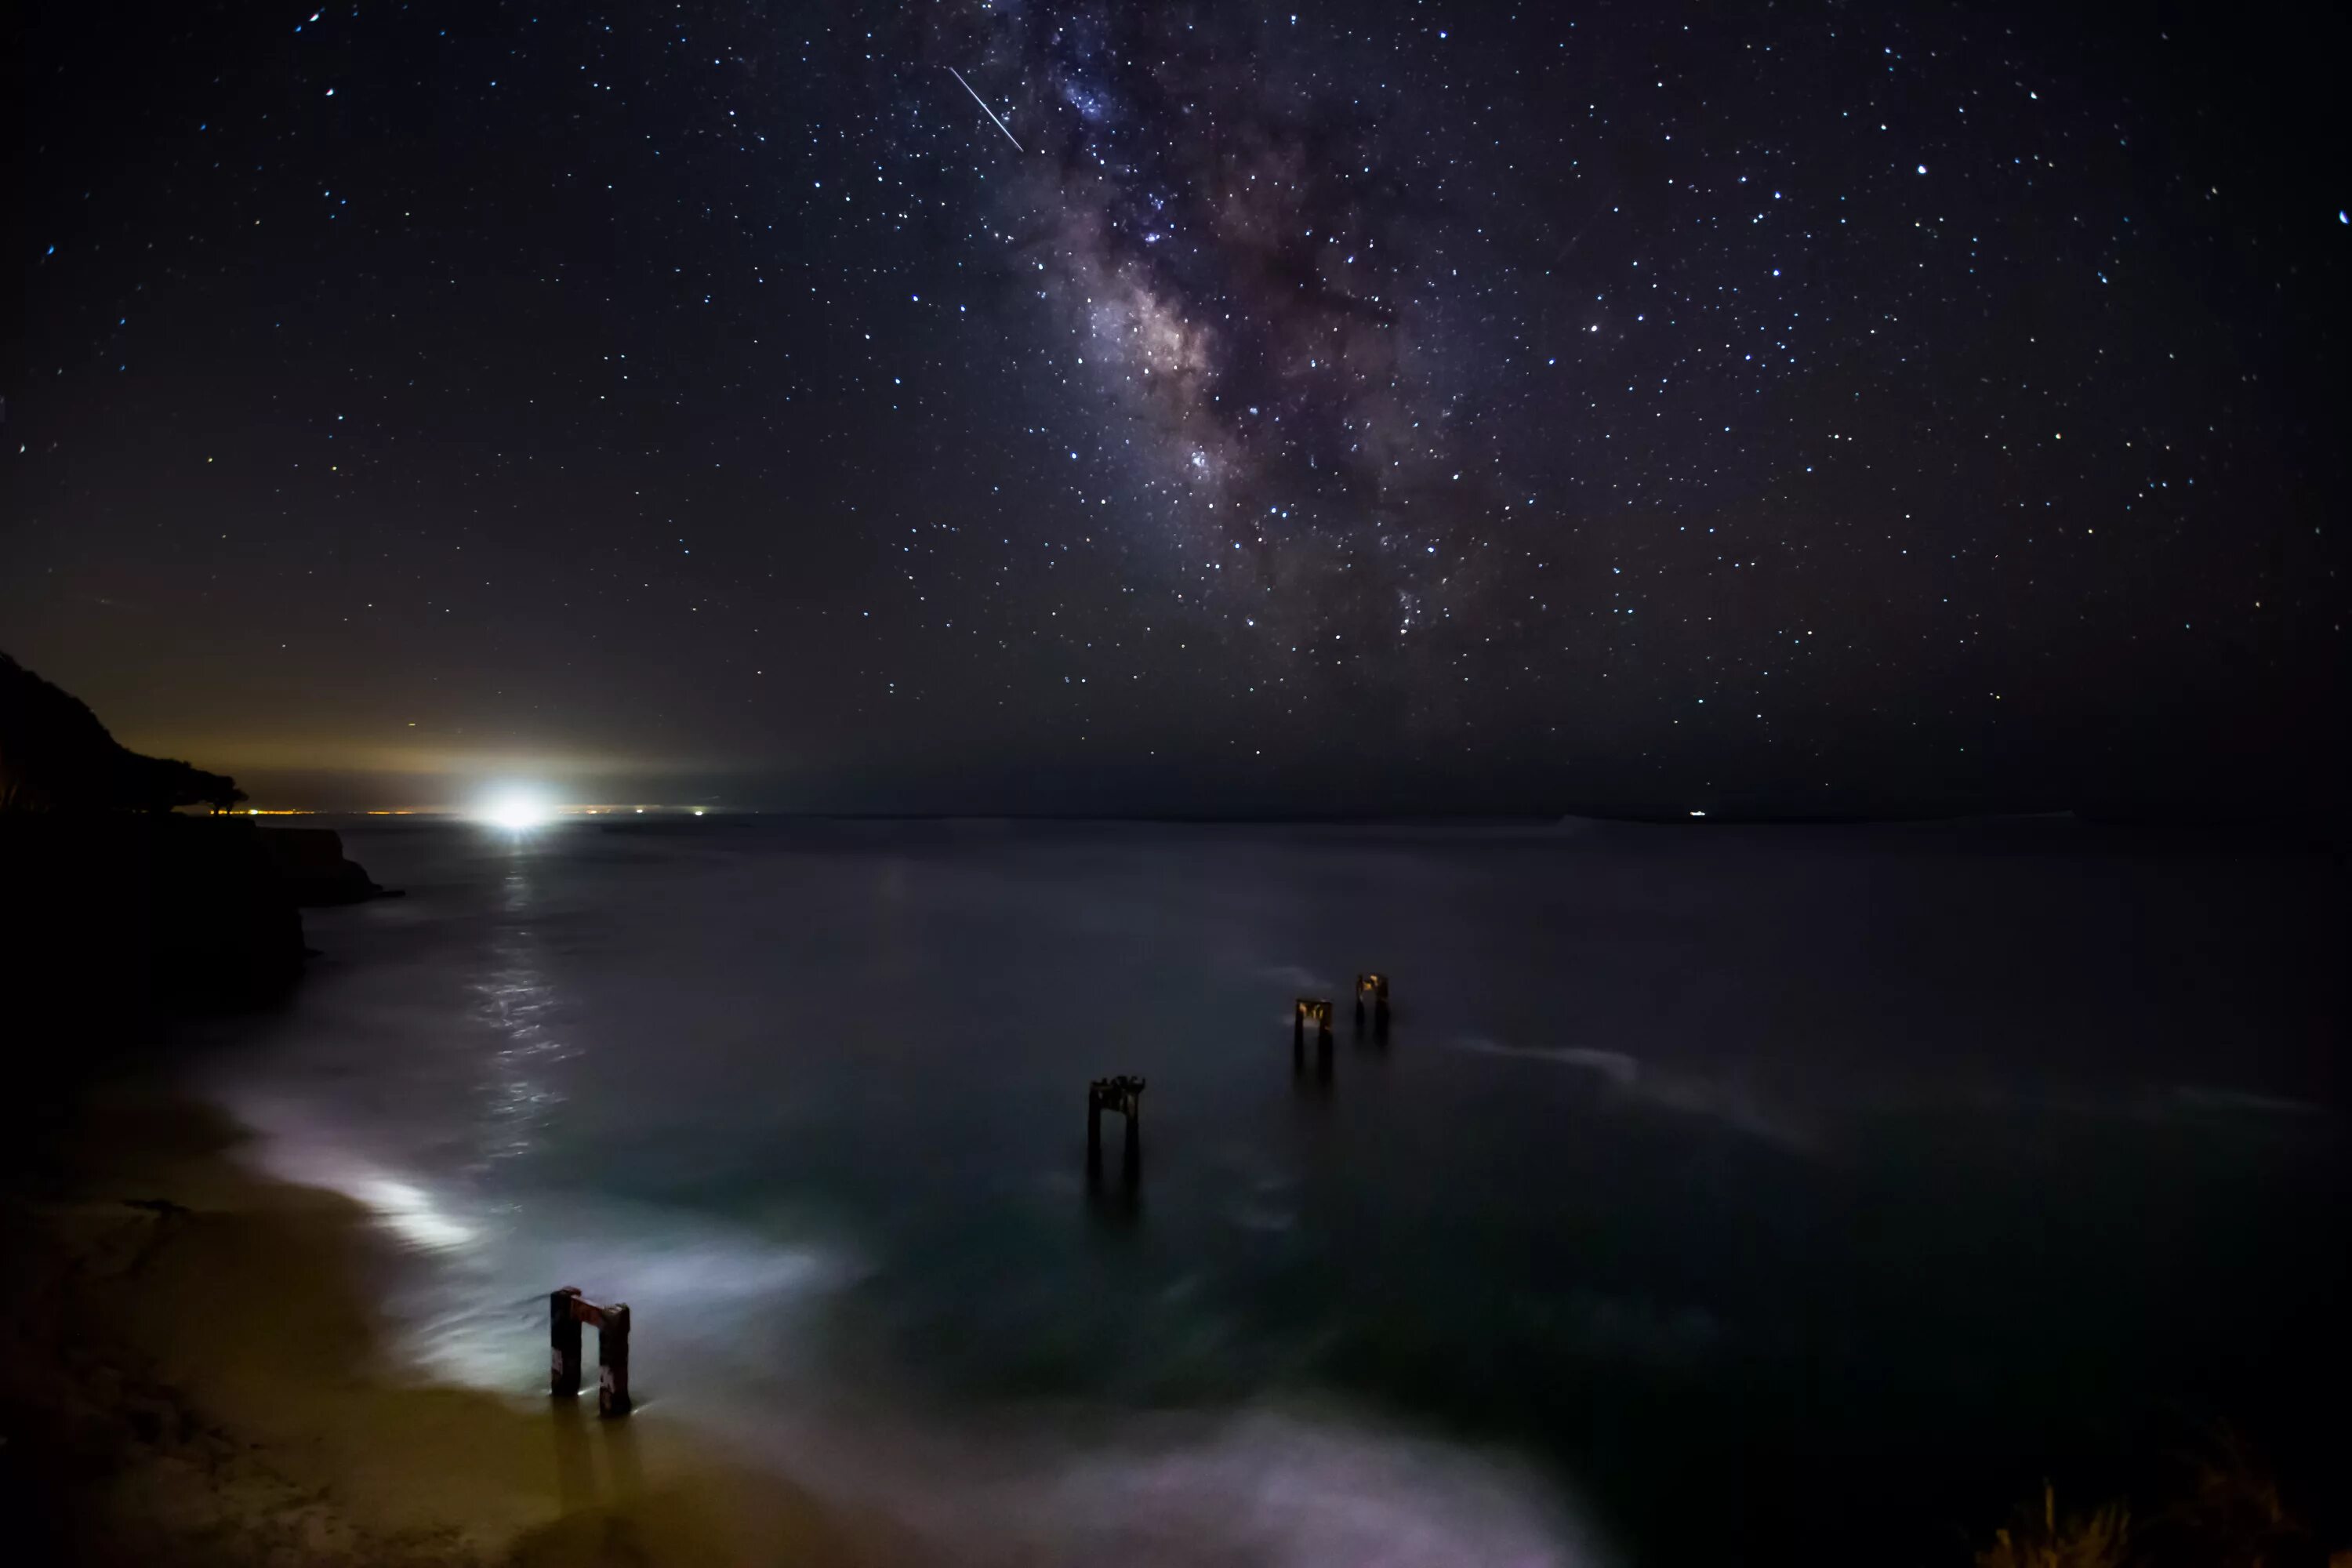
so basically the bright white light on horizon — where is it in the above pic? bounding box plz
[481,787,554,830]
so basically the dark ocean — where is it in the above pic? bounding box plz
[192,816,2350,1565]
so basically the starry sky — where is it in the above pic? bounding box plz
[5,0,2344,815]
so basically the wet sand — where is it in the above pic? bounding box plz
[0,1077,909,1566]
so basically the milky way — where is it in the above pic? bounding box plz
[926,1,1514,666]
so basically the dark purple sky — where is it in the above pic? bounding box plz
[5,0,2343,814]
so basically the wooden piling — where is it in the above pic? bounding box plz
[1087,1075,1146,1187]
[550,1286,583,1398]
[598,1303,633,1417]
[1294,998,1334,1075]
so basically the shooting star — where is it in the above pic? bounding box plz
[947,65,1024,152]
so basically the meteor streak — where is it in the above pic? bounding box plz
[947,65,1024,152]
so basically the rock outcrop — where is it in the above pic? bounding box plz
[0,652,303,1068]
[257,827,396,906]
[3,812,306,1021]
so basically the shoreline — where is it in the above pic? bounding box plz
[0,1073,908,1566]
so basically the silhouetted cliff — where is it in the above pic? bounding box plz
[0,652,245,814]
[0,653,302,1074]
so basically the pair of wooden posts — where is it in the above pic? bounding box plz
[550,1287,632,1417]
[1294,972,1391,1069]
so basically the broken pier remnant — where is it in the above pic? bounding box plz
[1087,1073,1146,1184]
[1294,996,1334,1073]
[550,1287,633,1417]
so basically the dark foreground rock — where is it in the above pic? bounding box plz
[0,815,304,1072]
[258,826,396,906]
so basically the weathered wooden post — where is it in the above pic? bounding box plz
[598,1303,633,1417]
[1356,972,1390,1033]
[1295,997,1333,1073]
[1087,1075,1146,1188]
[550,1286,584,1397]
[1122,1089,1142,1183]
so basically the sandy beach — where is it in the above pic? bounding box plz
[0,1076,907,1566]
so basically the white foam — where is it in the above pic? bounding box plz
[1443,1037,1811,1149]
[1041,1407,1597,1565]
[710,1401,1610,1568]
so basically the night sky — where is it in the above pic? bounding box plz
[6,0,2344,815]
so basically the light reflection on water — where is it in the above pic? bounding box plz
[467,857,570,1171]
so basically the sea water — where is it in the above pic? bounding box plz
[191,816,2349,1565]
